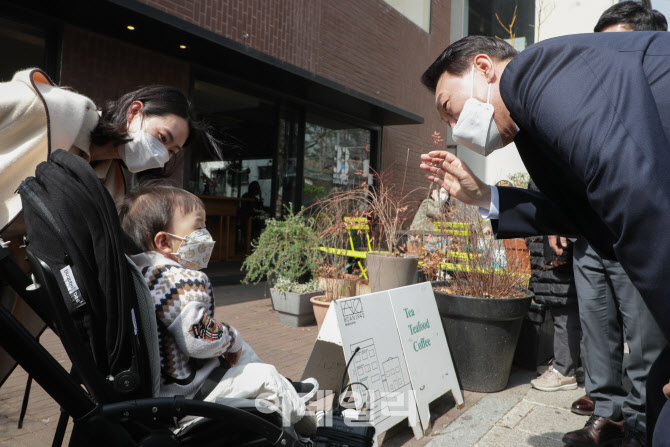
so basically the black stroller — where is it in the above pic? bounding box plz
[0,149,312,446]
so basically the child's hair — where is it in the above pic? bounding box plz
[117,183,205,254]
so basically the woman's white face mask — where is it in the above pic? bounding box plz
[119,112,170,173]
[451,66,505,157]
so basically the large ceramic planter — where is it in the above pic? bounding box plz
[432,282,533,392]
[514,302,555,370]
[310,296,331,331]
[366,253,419,293]
[270,288,322,327]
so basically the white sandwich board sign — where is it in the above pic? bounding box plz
[302,282,463,439]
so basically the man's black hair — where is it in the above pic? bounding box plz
[594,1,668,32]
[420,35,518,93]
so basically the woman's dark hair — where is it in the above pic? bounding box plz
[594,1,668,32]
[247,181,261,196]
[421,35,518,93]
[117,182,205,254]
[90,85,221,158]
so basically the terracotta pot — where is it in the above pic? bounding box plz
[366,252,419,293]
[310,295,331,331]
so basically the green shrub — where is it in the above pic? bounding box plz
[241,206,324,285]
[272,277,321,293]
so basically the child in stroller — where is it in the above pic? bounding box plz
[117,183,317,436]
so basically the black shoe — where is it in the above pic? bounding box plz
[622,428,646,447]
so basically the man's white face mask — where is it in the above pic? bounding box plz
[452,65,504,156]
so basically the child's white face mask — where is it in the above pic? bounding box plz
[167,228,216,270]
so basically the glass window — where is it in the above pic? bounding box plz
[185,79,277,260]
[468,0,535,51]
[385,0,432,32]
[187,80,276,201]
[302,113,373,208]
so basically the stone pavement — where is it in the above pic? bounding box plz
[0,279,590,446]
[427,369,590,447]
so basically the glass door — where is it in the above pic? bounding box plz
[188,79,277,260]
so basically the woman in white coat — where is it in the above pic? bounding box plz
[0,68,210,235]
[0,67,211,383]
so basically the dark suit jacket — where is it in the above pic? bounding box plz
[493,32,670,339]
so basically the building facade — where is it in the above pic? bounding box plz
[8,1,657,260]
[2,0,458,260]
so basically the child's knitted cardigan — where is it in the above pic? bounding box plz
[131,251,243,398]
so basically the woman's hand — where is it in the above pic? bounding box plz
[420,151,491,209]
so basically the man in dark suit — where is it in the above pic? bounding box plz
[419,31,670,447]
[564,6,667,447]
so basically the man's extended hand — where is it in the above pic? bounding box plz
[420,151,492,209]
[548,235,568,256]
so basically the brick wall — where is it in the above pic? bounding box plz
[136,0,453,202]
[60,25,190,105]
[141,0,322,74]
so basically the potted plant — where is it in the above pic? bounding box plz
[241,206,324,327]
[310,264,359,331]
[308,193,362,330]
[310,152,420,294]
[420,203,533,393]
[362,160,420,293]
[270,277,322,326]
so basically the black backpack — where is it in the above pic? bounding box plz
[18,149,150,402]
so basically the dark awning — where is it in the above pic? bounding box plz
[3,0,423,126]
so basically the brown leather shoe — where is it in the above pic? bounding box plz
[562,415,626,447]
[571,394,595,416]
